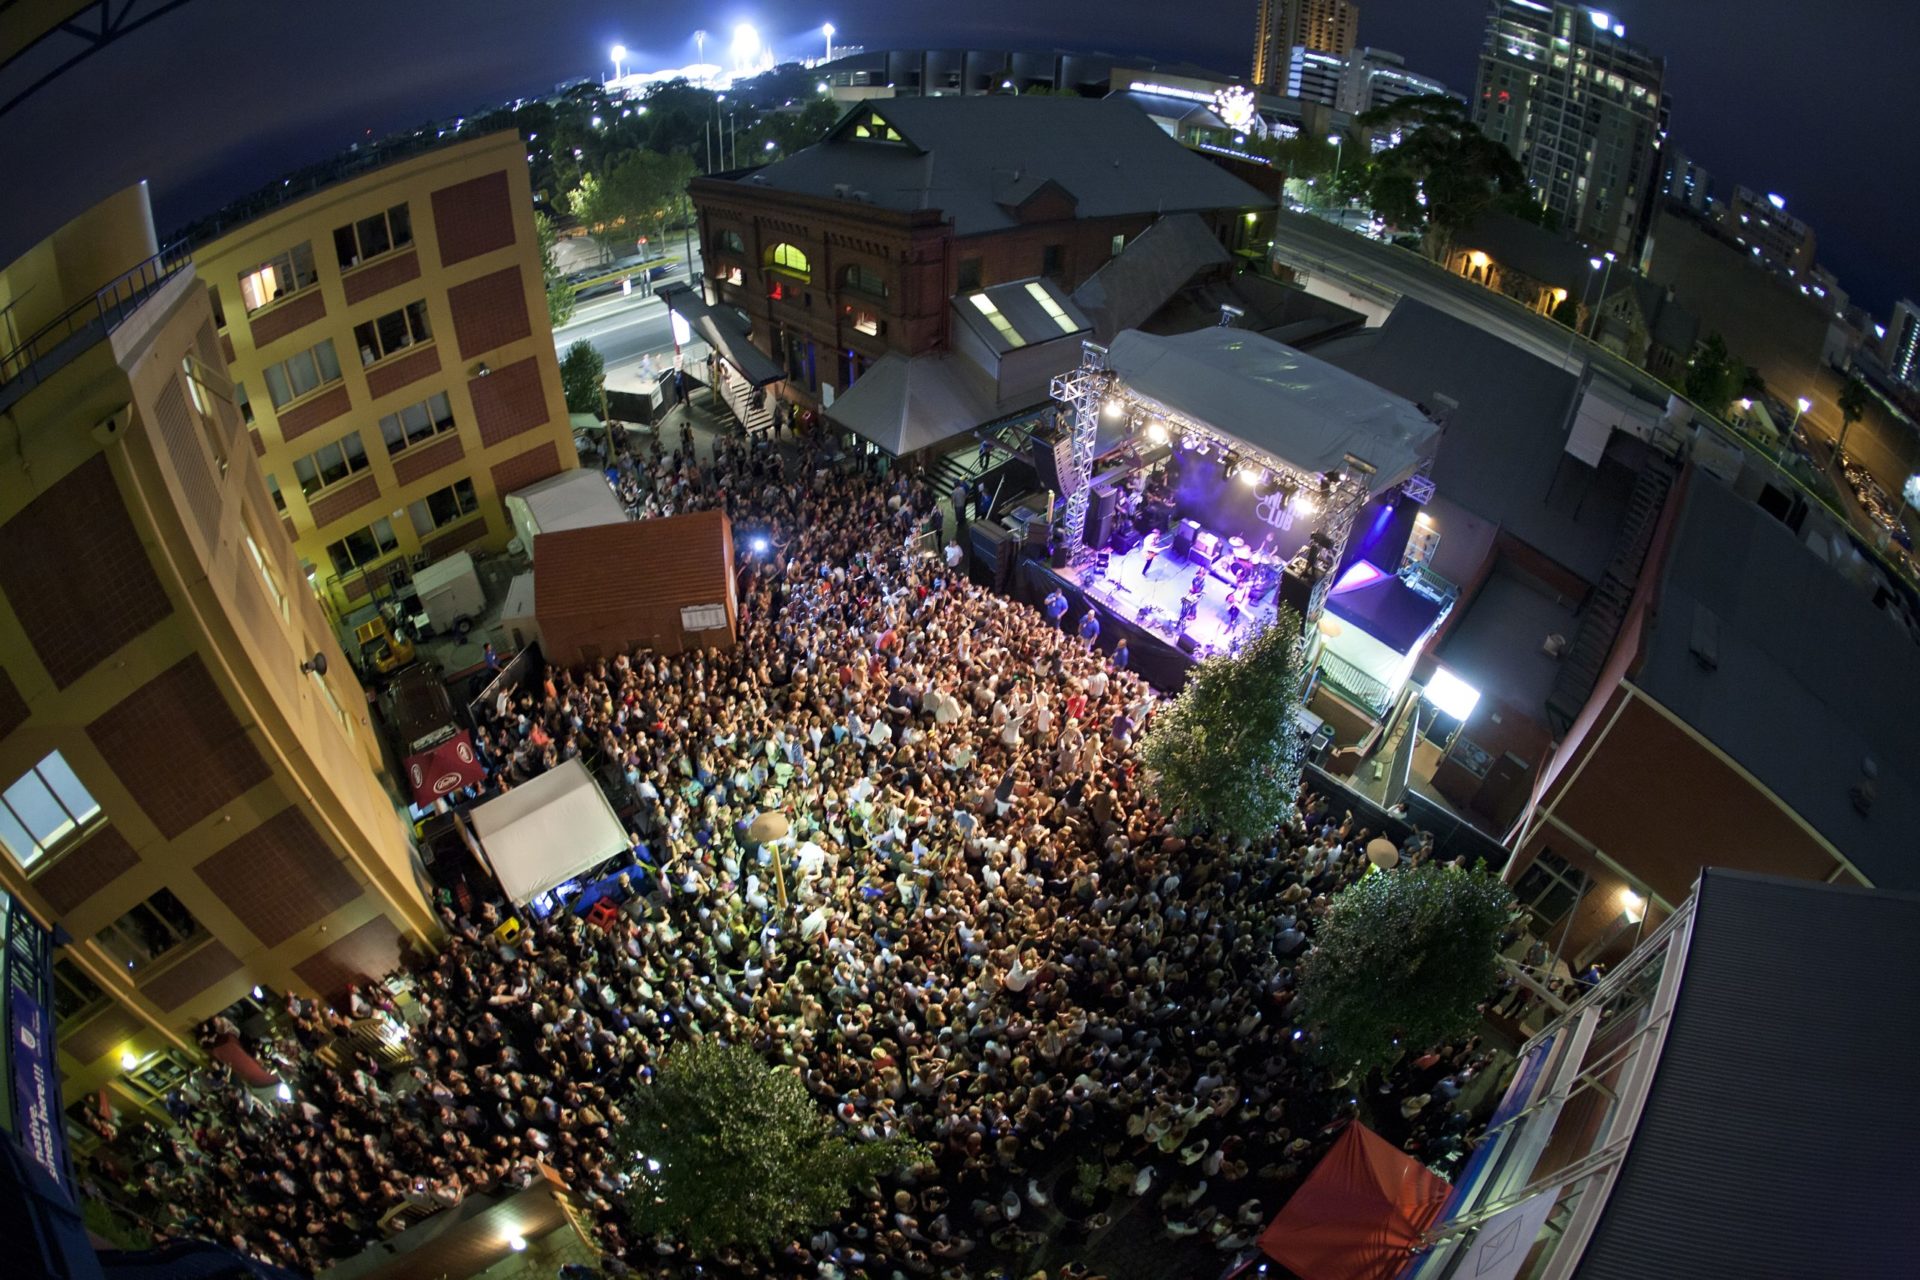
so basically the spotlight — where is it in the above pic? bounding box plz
[276,1082,293,1102]
[752,536,769,553]
[1102,397,1124,420]
[1146,421,1169,445]
[1238,464,1261,487]
[507,1234,527,1252]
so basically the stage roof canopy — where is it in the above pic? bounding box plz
[469,758,628,906]
[1107,327,1439,494]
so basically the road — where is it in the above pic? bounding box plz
[552,254,703,371]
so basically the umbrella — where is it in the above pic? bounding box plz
[1366,837,1400,870]
[748,811,791,844]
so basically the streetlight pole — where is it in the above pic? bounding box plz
[695,29,707,68]
[610,44,626,82]
[1790,395,1813,444]
[1327,133,1345,217]
[823,23,835,63]
[1585,251,1616,339]
[1564,256,1602,369]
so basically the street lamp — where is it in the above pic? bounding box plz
[823,23,835,62]
[610,43,627,80]
[1791,395,1813,442]
[694,29,707,66]
[1585,251,1616,339]
[1327,133,1345,209]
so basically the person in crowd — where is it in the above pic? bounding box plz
[107,420,1473,1280]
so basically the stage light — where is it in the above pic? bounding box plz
[1291,490,1319,517]
[1146,421,1169,445]
[507,1234,528,1252]
[1424,668,1482,722]
[1238,464,1262,487]
[1619,887,1646,923]
[1102,397,1124,419]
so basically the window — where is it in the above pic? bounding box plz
[292,431,370,496]
[332,203,414,269]
[409,478,479,536]
[354,300,432,365]
[851,306,882,337]
[266,473,285,512]
[51,959,106,1024]
[307,641,348,731]
[207,284,227,330]
[95,888,202,973]
[1,751,103,869]
[235,380,254,425]
[238,242,318,313]
[716,230,746,257]
[849,109,905,143]
[245,533,288,621]
[261,338,343,409]
[839,263,889,298]
[968,292,1022,344]
[379,391,456,455]
[956,257,983,292]
[125,1050,196,1104]
[1041,244,1065,278]
[763,242,811,281]
[326,517,399,576]
[717,265,744,287]
[1111,234,1126,258]
[1513,849,1590,932]
[1023,282,1078,335]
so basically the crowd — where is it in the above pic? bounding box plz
[98,419,1490,1279]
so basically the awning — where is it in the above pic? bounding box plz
[468,757,630,906]
[404,730,487,806]
[1257,1123,1451,1280]
[660,284,785,387]
[825,352,999,456]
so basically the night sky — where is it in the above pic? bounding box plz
[4,0,1915,315]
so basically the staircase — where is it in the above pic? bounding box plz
[712,375,774,435]
[1545,456,1679,732]
[929,423,1040,522]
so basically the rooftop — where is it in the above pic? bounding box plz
[534,509,733,619]
[953,276,1090,354]
[725,96,1267,236]
[1572,869,1918,1279]
[1635,471,1920,890]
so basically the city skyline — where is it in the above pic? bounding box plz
[1,0,1916,317]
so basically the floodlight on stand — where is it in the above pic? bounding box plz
[1423,668,1482,722]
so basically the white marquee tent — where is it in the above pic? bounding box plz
[468,758,628,905]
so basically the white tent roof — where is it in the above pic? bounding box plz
[1106,328,1439,493]
[468,758,628,905]
[506,470,626,535]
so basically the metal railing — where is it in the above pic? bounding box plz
[0,240,192,409]
[1316,646,1392,715]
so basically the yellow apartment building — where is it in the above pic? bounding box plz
[189,129,576,619]
[0,183,441,1125]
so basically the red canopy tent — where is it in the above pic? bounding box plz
[404,730,487,806]
[1254,1123,1451,1280]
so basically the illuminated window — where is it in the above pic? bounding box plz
[379,391,456,455]
[852,307,881,337]
[764,243,812,281]
[968,292,1021,344]
[245,533,289,622]
[719,265,744,286]
[332,203,414,269]
[0,751,102,869]
[292,431,370,496]
[849,110,904,142]
[1023,282,1078,335]
[238,242,318,313]
[353,300,432,365]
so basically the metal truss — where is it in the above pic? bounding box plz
[1,0,200,117]
[1048,341,1110,562]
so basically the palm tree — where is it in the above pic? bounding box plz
[1835,377,1870,461]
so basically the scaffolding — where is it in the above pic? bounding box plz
[1047,340,1112,563]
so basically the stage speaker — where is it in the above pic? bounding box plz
[1172,518,1200,559]
[1087,486,1119,549]
[1113,524,1143,554]
[970,521,1017,591]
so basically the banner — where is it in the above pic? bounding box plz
[9,983,72,1201]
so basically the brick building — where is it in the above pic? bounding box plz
[188,131,576,617]
[0,185,439,1121]
[688,96,1267,410]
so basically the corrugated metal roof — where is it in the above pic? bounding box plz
[1072,212,1233,343]
[534,510,733,620]
[1574,869,1919,1279]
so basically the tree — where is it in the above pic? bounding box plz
[1683,331,1742,418]
[559,340,604,417]
[1356,94,1530,251]
[614,1040,925,1257]
[535,211,574,329]
[1137,608,1307,843]
[1299,862,1515,1071]
[1836,376,1870,459]
[571,151,698,259]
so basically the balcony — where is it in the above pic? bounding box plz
[0,241,192,415]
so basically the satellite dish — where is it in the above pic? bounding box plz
[1366,837,1400,870]
[747,812,791,845]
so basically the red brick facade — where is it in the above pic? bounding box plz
[691,176,1245,404]
[392,432,466,487]
[431,170,516,267]
[275,383,353,442]
[342,247,423,306]
[307,472,382,531]
[468,356,549,447]
[364,343,442,400]
[488,441,563,497]
[246,289,327,349]
[447,265,532,359]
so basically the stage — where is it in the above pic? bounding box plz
[1059,526,1285,662]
